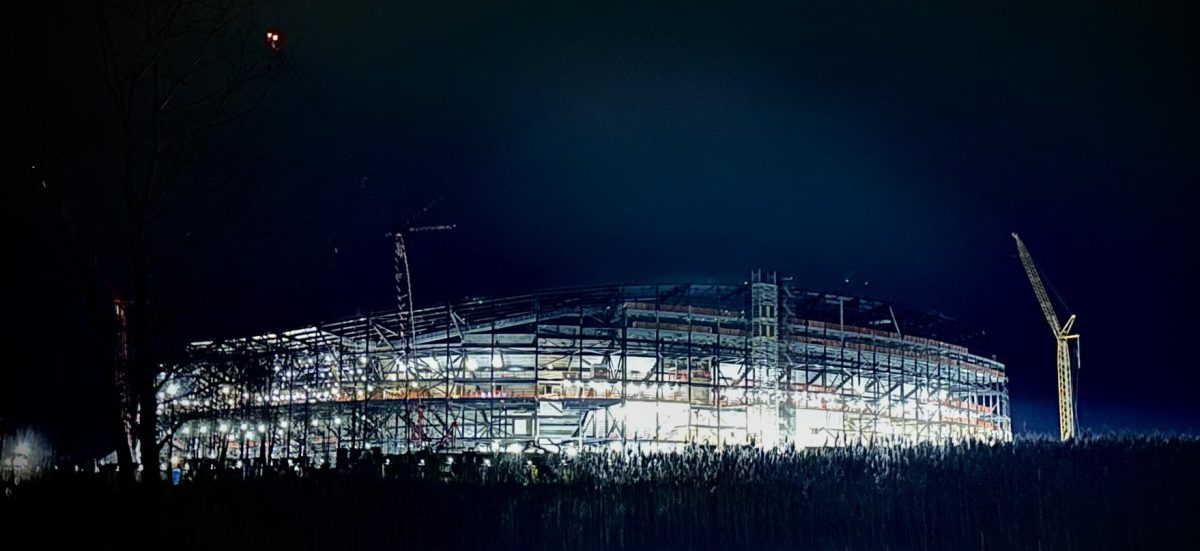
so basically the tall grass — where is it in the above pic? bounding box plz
[3,434,1197,550]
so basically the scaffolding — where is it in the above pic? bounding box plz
[159,279,1011,465]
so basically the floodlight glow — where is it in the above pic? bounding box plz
[165,283,1010,452]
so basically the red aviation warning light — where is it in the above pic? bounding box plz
[265,29,284,52]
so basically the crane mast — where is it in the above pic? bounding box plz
[1013,233,1078,441]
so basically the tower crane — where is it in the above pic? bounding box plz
[389,198,455,352]
[1012,233,1079,441]
[388,199,454,448]
[391,223,455,353]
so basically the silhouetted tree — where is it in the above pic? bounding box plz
[32,0,281,481]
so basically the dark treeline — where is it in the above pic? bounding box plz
[3,434,1198,550]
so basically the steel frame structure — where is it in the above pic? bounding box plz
[160,279,1011,465]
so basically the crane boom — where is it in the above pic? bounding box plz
[1013,233,1061,334]
[1012,233,1078,441]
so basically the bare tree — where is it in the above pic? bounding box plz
[31,167,139,479]
[42,0,283,481]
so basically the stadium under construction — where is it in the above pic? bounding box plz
[158,271,1011,465]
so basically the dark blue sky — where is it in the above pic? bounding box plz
[11,0,1199,451]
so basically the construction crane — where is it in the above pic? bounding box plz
[391,223,455,353]
[389,198,454,351]
[1012,233,1079,441]
[388,199,454,448]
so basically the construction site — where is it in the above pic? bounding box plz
[158,270,1012,466]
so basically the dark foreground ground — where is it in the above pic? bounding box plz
[3,435,1198,550]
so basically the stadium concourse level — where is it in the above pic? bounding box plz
[156,275,1011,469]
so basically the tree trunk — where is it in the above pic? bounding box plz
[104,327,136,482]
[110,386,136,481]
[130,238,160,482]
[82,264,136,481]
[137,375,159,481]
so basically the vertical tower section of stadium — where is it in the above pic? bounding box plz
[160,277,1011,462]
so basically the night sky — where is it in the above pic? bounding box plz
[11,0,1199,455]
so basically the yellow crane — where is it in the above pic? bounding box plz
[1012,233,1079,441]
